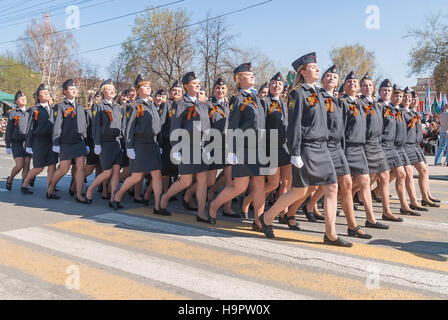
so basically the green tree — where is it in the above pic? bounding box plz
[121,7,194,90]
[405,12,448,93]
[0,56,42,105]
[329,43,376,82]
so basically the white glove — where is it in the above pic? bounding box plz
[26,148,33,155]
[291,156,304,169]
[6,148,11,155]
[94,145,102,155]
[52,146,60,154]
[127,148,136,160]
[226,152,238,165]
[172,152,182,162]
[159,148,163,155]
[86,146,90,154]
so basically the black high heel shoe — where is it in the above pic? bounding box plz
[324,235,353,247]
[111,201,123,210]
[46,192,60,200]
[258,213,275,239]
[183,200,197,211]
[196,215,212,224]
[5,177,12,191]
[21,187,33,195]
[76,197,90,205]
[286,216,301,231]
[421,200,440,208]
[303,206,317,223]
[429,197,441,203]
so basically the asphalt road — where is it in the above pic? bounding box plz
[0,146,447,300]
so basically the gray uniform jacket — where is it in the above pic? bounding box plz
[52,99,88,146]
[125,97,161,149]
[5,107,29,148]
[287,84,328,157]
[93,99,123,145]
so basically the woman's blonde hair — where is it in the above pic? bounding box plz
[234,72,243,91]
[292,64,307,91]
[100,84,115,98]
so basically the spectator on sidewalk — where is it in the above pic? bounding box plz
[434,109,448,165]
[423,122,439,155]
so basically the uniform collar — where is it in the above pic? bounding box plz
[301,83,318,93]
[103,99,114,106]
[267,93,280,101]
[65,98,76,106]
[185,94,197,104]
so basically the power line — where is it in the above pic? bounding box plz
[1,0,273,67]
[0,0,185,45]
[0,0,117,29]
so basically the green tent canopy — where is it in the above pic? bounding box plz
[0,91,15,104]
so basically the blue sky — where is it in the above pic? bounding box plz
[1,0,448,88]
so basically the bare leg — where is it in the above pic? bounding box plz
[22,167,44,188]
[196,171,208,219]
[414,162,434,203]
[262,187,309,225]
[209,177,250,219]
[75,157,86,201]
[353,174,377,224]
[404,165,420,207]
[8,157,25,183]
[114,172,144,202]
[147,170,162,210]
[47,160,71,194]
[322,183,339,241]
[22,157,31,180]
[377,170,399,219]
[160,174,193,209]
[86,169,113,200]
[222,166,235,214]
[393,166,412,211]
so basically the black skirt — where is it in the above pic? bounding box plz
[161,138,178,176]
[396,146,411,167]
[364,141,389,174]
[292,141,337,188]
[60,142,87,161]
[31,136,58,168]
[414,144,427,164]
[345,143,369,176]
[328,146,351,177]
[11,141,31,158]
[129,142,162,173]
[99,141,123,170]
[178,145,209,175]
[231,146,269,178]
[382,144,402,169]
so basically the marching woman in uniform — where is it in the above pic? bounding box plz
[46,79,89,202]
[410,91,441,205]
[183,76,238,217]
[390,86,427,215]
[241,72,294,228]
[112,75,163,211]
[5,91,31,191]
[306,66,372,238]
[85,80,124,205]
[21,84,58,195]
[208,63,267,229]
[258,53,351,246]
[401,88,440,208]
[159,72,211,222]
[358,74,402,223]
[160,81,182,194]
[257,82,269,100]
[340,72,388,230]
[82,95,101,191]
[377,81,418,216]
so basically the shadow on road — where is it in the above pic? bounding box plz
[368,239,448,262]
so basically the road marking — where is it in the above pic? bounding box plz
[48,216,437,299]
[124,208,448,274]
[0,238,186,300]
[2,227,311,300]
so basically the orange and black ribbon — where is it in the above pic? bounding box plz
[268,101,282,114]
[34,110,39,121]
[136,104,145,118]
[240,96,259,112]
[168,108,175,119]
[384,108,394,118]
[408,116,418,129]
[105,110,113,122]
[307,93,318,107]
[209,105,226,119]
[363,105,374,116]
[13,115,20,126]
[325,98,334,113]
[187,105,198,120]
[64,107,75,118]
[349,104,358,117]
[395,111,402,122]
